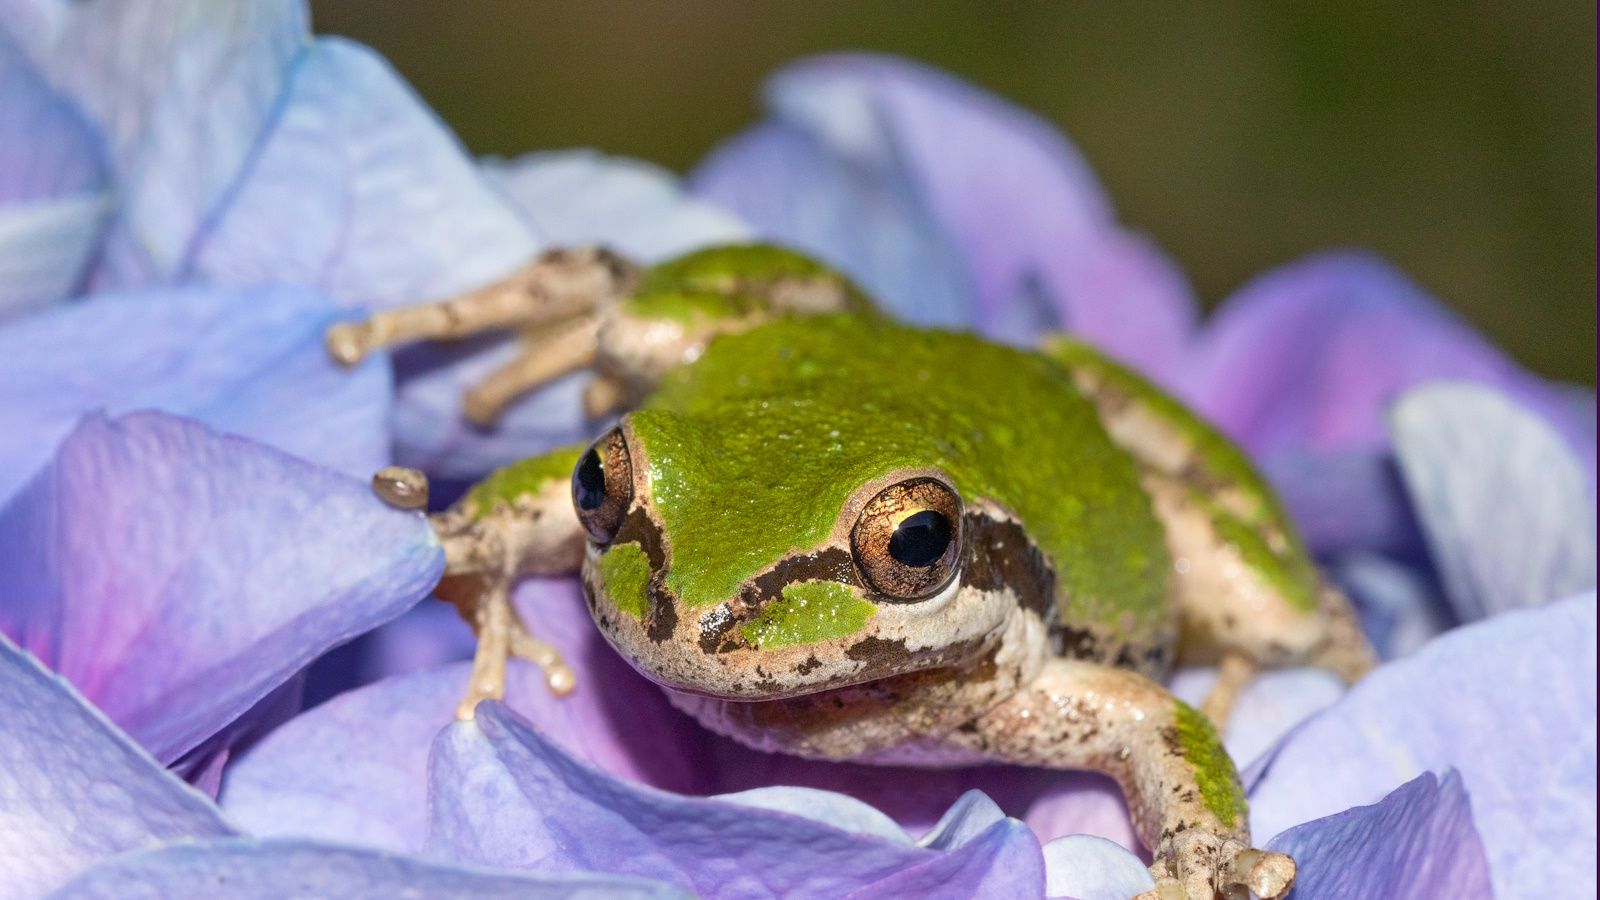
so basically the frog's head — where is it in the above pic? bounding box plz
[570,414,1043,701]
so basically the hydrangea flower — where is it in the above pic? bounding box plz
[0,3,1593,898]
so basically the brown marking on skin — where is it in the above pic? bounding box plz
[695,547,860,655]
[612,508,666,569]
[646,583,678,643]
[960,512,1055,623]
[1053,624,1105,662]
[844,635,909,665]
[748,547,858,604]
[796,656,822,675]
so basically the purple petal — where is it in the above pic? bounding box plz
[1041,835,1154,900]
[485,150,749,263]
[694,53,1197,375]
[1266,771,1493,900]
[50,839,691,900]
[0,634,230,898]
[1184,251,1581,458]
[841,819,1044,900]
[1258,448,1426,559]
[425,703,948,897]
[186,38,538,311]
[0,410,443,764]
[222,580,710,853]
[1249,592,1596,898]
[1,0,308,290]
[693,120,975,329]
[0,283,391,504]
[1391,383,1597,621]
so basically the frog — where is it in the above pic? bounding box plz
[329,244,1375,900]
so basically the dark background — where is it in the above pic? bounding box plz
[313,2,1596,384]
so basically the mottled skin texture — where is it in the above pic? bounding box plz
[335,244,1374,899]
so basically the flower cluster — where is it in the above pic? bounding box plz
[0,3,1593,898]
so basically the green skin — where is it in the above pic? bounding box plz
[463,245,1329,837]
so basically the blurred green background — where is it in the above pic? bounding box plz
[313,2,1596,384]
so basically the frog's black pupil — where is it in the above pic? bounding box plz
[888,510,951,568]
[574,448,607,510]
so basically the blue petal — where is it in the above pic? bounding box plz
[919,790,1007,850]
[712,786,912,844]
[3,0,308,289]
[1331,552,1455,661]
[392,342,594,479]
[0,192,108,318]
[1169,666,1345,768]
[0,410,443,764]
[49,839,691,900]
[693,53,1197,376]
[486,149,749,263]
[186,37,538,310]
[0,283,391,504]
[424,702,1023,897]
[1041,834,1155,900]
[0,633,230,898]
[1266,771,1493,900]
[0,22,108,314]
[1249,592,1596,899]
[0,22,105,204]
[1391,383,1597,621]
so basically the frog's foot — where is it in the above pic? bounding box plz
[325,246,636,367]
[1199,652,1257,730]
[509,614,576,696]
[1141,832,1296,900]
[449,575,578,718]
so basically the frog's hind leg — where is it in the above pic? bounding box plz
[461,313,603,427]
[324,246,637,367]
[1144,469,1377,727]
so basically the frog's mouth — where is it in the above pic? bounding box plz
[581,542,1012,702]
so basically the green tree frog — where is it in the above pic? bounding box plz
[329,245,1375,899]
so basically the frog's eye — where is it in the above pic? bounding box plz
[851,478,963,601]
[572,427,633,544]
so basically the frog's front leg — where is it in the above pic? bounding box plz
[377,447,590,719]
[948,658,1295,900]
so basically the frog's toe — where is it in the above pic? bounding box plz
[1225,848,1296,899]
[1148,833,1295,900]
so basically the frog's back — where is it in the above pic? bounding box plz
[632,313,1177,672]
